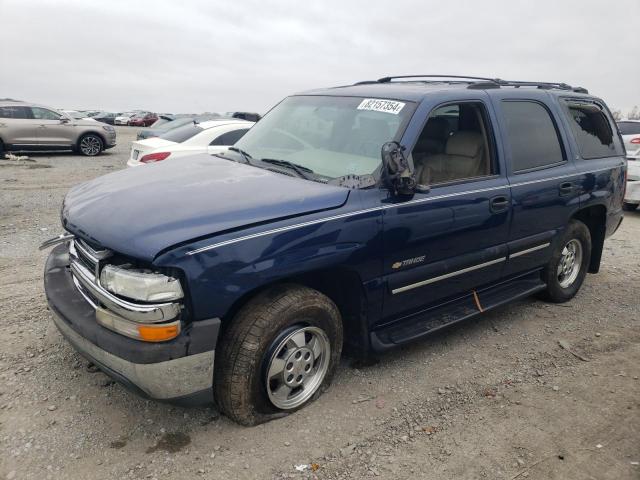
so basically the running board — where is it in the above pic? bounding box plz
[370,271,546,351]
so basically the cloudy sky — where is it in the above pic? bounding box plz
[1,0,638,114]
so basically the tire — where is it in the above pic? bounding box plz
[540,219,591,303]
[214,284,343,426]
[77,134,103,156]
[623,202,638,212]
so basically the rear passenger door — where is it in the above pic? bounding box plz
[490,92,580,277]
[0,105,39,146]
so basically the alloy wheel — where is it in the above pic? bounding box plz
[80,136,102,156]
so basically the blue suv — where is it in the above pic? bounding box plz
[42,75,626,425]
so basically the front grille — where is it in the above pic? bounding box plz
[69,238,111,281]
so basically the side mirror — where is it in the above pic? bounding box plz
[381,141,417,196]
[59,117,70,124]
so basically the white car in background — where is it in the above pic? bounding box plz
[127,119,253,167]
[619,120,640,211]
[114,112,137,125]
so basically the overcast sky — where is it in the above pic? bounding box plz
[1,0,638,114]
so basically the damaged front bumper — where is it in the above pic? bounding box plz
[44,243,219,405]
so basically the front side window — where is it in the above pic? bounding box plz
[501,101,565,172]
[411,102,496,185]
[561,100,624,159]
[234,95,416,180]
[31,107,62,120]
[0,106,32,119]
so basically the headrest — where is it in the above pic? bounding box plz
[422,117,449,140]
[445,131,483,157]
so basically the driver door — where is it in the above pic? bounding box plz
[380,99,511,326]
[31,107,74,146]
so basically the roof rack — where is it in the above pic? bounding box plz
[354,75,588,94]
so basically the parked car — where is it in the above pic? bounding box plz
[136,115,220,140]
[61,110,93,120]
[0,100,116,156]
[128,112,158,127]
[617,120,640,211]
[228,111,262,122]
[127,119,252,166]
[91,112,121,125]
[618,120,640,159]
[114,112,137,125]
[149,115,174,128]
[42,75,626,425]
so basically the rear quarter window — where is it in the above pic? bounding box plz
[160,123,203,143]
[561,100,624,159]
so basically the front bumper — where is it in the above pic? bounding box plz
[44,243,219,405]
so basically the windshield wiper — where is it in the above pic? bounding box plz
[228,146,253,165]
[260,158,314,180]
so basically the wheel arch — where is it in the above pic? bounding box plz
[76,130,107,149]
[571,204,606,273]
[220,267,370,357]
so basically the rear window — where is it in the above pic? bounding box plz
[0,105,32,119]
[561,100,624,159]
[618,122,640,136]
[160,123,203,143]
[210,128,249,146]
[501,101,565,172]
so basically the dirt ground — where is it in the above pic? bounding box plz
[0,126,638,480]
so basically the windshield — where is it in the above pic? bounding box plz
[234,95,415,180]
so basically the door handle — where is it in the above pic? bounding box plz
[559,182,574,196]
[490,195,510,213]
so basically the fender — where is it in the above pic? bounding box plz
[154,192,384,323]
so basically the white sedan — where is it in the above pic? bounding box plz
[115,113,136,125]
[127,119,253,167]
[618,120,640,211]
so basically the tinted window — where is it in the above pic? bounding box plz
[210,128,249,146]
[501,101,564,171]
[618,122,640,136]
[562,101,624,159]
[0,106,32,119]
[160,123,203,143]
[31,107,62,120]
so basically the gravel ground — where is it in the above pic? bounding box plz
[1,126,639,479]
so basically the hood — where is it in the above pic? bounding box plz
[62,154,349,261]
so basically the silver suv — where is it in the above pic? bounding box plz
[0,100,116,156]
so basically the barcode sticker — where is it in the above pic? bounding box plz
[357,98,405,115]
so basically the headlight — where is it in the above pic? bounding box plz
[102,125,115,132]
[99,265,184,302]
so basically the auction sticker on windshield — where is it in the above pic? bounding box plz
[357,98,405,115]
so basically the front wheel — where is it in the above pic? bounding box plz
[78,134,103,156]
[540,219,591,303]
[214,285,342,425]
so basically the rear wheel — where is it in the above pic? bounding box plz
[78,134,103,156]
[623,202,638,212]
[540,220,591,303]
[214,284,342,425]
